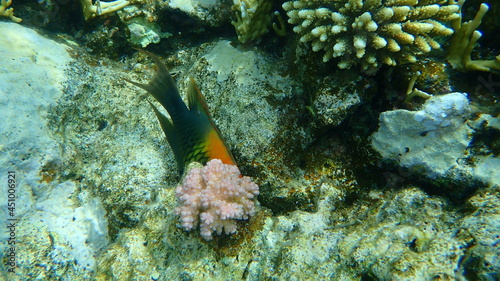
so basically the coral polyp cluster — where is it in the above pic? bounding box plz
[175,159,259,241]
[283,0,461,73]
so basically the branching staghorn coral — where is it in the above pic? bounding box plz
[446,0,500,72]
[0,0,21,23]
[283,0,461,73]
[80,0,130,20]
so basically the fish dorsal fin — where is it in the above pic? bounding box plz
[186,77,237,167]
[187,77,212,117]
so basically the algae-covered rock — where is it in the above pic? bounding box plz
[311,72,372,127]
[249,187,466,280]
[94,182,497,281]
[459,188,500,280]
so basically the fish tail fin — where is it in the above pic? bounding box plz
[125,49,189,172]
[125,49,187,119]
[147,101,184,173]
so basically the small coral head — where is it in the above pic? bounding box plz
[175,159,259,241]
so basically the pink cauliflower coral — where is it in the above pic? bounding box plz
[175,159,259,240]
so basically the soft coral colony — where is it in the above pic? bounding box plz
[126,51,259,241]
[175,160,259,241]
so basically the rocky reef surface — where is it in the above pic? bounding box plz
[0,0,499,279]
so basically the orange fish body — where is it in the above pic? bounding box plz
[126,50,236,174]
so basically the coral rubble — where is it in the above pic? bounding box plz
[283,0,461,73]
[117,6,170,48]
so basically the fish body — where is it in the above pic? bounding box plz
[126,50,236,174]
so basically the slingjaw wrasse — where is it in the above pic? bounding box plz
[125,50,236,174]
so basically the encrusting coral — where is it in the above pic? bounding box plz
[175,159,259,241]
[446,1,500,72]
[80,0,130,20]
[0,0,21,23]
[283,0,461,73]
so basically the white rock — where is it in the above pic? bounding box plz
[371,93,471,178]
[0,22,108,275]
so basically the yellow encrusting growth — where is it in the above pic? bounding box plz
[80,0,130,20]
[283,0,461,73]
[0,0,21,23]
[446,1,500,72]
